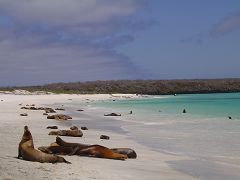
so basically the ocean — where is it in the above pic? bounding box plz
[66,93,240,179]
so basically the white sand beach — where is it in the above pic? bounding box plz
[0,94,196,180]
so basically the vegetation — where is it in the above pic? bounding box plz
[1,79,240,95]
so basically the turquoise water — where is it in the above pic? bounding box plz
[85,93,240,179]
[96,93,240,120]
[65,93,240,178]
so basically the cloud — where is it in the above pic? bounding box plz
[210,12,240,36]
[0,0,152,86]
[0,29,142,86]
[0,0,146,35]
[181,11,240,44]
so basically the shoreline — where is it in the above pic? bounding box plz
[0,94,195,180]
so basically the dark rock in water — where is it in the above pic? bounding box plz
[104,113,121,116]
[43,113,48,115]
[81,126,88,130]
[20,113,28,116]
[47,114,72,120]
[100,135,110,140]
[228,116,232,119]
[182,109,187,113]
[47,126,58,129]
[55,108,64,110]
[77,109,84,112]
[129,110,133,114]
[111,148,137,159]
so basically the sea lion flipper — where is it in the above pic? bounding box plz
[18,146,22,158]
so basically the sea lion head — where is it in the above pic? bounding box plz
[24,125,29,132]
[22,125,32,141]
[56,136,63,145]
[70,126,78,130]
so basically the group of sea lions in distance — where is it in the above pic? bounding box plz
[18,104,137,164]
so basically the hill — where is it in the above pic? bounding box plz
[1,79,240,95]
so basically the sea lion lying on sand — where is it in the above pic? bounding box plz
[55,137,137,159]
[39,137,128,160]
[18,126,70,164]
[47,114,72,120]
[38,146,78,156]
[111,148,137,159]
[48,126,83,137]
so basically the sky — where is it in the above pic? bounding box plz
[0,0,240,86]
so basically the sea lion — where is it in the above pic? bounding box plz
[104,113,121,116]
[74,145,127,160]
[111,148,137,159]
[56,136,88,149]
[46,126,58,129]
[18,126,71,164]
[48,127,83,137]
[81,126,88,130]
[47,114,72,120]
[38,146,78,155]
[55,137,127,160]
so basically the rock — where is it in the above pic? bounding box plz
[81,126,88,130]
[47,114,72,120]
[47,126,58,129]
[104,113,121,116]
[228,116,232,119]
[43,113,48,115]
[77,109,84,112]
[182,109,187,113]
[20,113,28,116]
[100,135,110,140]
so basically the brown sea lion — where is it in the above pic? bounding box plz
[81,126,88,130]
[47,114,72,120]
[48,127,83,137]
[74,145,127,160]
[18,126,71,164]
[104,113,121,116]
[46,126,58,129]
[111,148,137,159]
[38,146,78,155]
[55,137,127,160]
[56,136,88,149]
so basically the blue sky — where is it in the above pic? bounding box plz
[0,0,240,86]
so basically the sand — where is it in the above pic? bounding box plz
[0,94,197,180]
